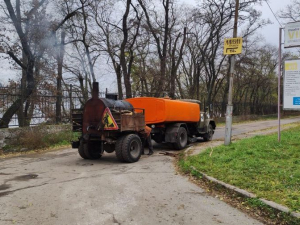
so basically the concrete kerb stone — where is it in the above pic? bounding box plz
[189,166,300,219]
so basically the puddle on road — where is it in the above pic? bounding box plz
[0,174,39,198]
[10,174,38,181]
[23,152,75,159]
[76,162,94,166]
[4,174,38,183]
[0,184,11,191]
[0,191,10,197]
[0,173,10,175]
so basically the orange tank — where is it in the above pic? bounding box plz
[125,97,200,124]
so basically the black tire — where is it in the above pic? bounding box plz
[173,127,188,150]
[203,124,214,141]
[122,134,142,163]
[78,140,88,159]
[83,141,102,160]
[115,136,126,162]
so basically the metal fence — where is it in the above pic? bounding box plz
[0,84,106,127]
[209,102,278,117]
[0,84,281,127]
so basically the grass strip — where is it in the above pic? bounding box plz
[179,125,300,213]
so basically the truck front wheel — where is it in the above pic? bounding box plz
[173,127,188,150]
[203,124,214,141]
[78,140,88,159]
[115,136,126,162]
[122,134,142,163]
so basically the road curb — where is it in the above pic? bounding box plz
[189,166,300,219]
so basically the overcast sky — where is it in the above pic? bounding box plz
[180,0,292,45]
[255,0,292,45]
[0,0,295,89]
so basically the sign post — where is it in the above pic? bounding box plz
[223,37,243,145]
[224,0,240,146]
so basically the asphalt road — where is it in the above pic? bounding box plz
[0,117,299,225]
[213,117,300,140]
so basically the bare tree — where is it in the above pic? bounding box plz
[136,0,187,97]
[137,0,171,96]
[0,0,79,127]
[278,0,300,22]
[180,0,267,112]
[93,0,142,99]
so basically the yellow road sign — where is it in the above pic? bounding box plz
[223,37,243,55]
[102,107,119,130]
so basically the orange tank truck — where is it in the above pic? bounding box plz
[126,97,216,150]
[126,97,200,124]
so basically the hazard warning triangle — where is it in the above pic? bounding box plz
[102,107,119,130]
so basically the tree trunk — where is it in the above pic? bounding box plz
[17,51,27,127]
[120,0,132,98]
[0,87,33,128]
[56,30,65,123]
[170,28,186,98]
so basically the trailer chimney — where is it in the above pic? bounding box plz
[92,82,99,99]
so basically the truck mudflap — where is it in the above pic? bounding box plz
[72,141,80,148]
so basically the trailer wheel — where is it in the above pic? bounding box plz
[173,127,187,150]
[83,141,102,160]
[203,124,214,141]
[115,136,126,162]
[78,140,88,159]
[122,134,142,163]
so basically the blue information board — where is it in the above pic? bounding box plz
[293,97,300,105]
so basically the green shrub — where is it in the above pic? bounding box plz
[2,125,76,154]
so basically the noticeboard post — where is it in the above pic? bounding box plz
[223,37,243,55]
[284,59,300,110]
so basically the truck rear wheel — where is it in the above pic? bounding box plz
[81,141,102,160]
[173,127,188,150]
[115,136,126,162]
[78,140,88,159]
[203,124,214,141]
[122,134,142,163]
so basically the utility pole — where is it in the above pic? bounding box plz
[224,0,239,145]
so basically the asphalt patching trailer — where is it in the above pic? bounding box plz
[72,82,145,163]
